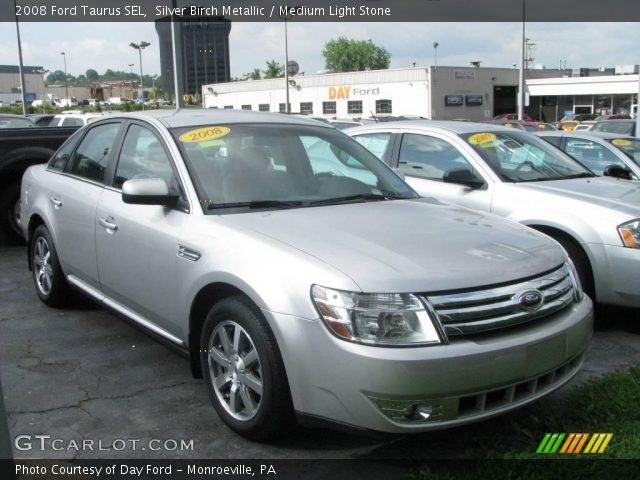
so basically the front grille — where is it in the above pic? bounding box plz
[425,264,575,337]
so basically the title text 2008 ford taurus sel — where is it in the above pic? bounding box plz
[21,110,592,440]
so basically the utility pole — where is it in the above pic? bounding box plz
[13,0,27,115]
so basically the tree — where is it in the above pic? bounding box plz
[46,70,67,84]
[263,60,284,79]
[243,68,262,80]
[322,37,391,72]
[85,69,99,82]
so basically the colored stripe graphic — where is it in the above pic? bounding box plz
[538,433,613,454]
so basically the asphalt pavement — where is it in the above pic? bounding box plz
[1,238,639,461]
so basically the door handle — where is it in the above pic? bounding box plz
[50,196,63,208]
[98,217,118,231]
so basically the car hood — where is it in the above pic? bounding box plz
[220,199,565,293]
[515,176,640,216]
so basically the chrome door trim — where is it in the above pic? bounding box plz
[67,274,184,346]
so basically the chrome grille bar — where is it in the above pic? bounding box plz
[424,264,575,336]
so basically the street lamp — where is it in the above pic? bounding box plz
[152,74,158,106]
[433,42,439,69]
[129,41,150,110]
[128,63,135,101]
[60,52,68,105]
[34,69,49,113]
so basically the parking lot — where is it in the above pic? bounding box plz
[1,236,639,461]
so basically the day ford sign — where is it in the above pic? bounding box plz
[328,86,380,99]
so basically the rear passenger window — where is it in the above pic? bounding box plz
[398,133,474,181]
[69,123,120,183]
[49,131,82,171]
[353,133,392,162]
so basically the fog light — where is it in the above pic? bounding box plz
[367,396,442,423]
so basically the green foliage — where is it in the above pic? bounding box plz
[322,37,391,72]
[85,69,99,81]
[263,60,284,79]
[243,68,262,80]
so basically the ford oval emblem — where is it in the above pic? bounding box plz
[516,290,544,311]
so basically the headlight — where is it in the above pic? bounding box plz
[311,285,442,346]
[618,219,640,249]
[565,260,583,302]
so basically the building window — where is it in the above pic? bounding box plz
[375,99,392,114]
[279,103,291,113]
[347,101,363,114]
[259,104,270,112]
[241,104,252,110]
[224,105,233,109]
[322,101,336,115]
[300,102,313,114]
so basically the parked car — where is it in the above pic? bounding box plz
[346,121,640,308]
[556,114,599,132]
[493,113,533,121]
[27,114,56,127]
[48,112,105,127]
[0,114,34,129]
[573,121,595,132]
[0,125,79,241]
[590,119,637,136]
[536,131,640,179]
[593,114,631,121]
[328,119,363,130]
[20,110,591,439]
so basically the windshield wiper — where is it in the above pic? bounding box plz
[557,172,596,179]
[207,200,305,210]
[309,193,392,206]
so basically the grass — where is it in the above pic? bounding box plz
[405,366,640,479]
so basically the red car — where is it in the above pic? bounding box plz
[493,113,533,121]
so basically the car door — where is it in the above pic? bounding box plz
[392,131,494,212]
[47,121,122,287]
[95,121,190,337]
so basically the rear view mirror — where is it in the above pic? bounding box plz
[443,168,485,189]
[603,164,633,181]
[122,178,179,206]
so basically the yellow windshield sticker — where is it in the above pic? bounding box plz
[179,126,230,143]
[538,124,546,129]
[468,133,497,145]
[612,139,631,146]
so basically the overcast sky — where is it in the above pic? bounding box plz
[1,22,639,79]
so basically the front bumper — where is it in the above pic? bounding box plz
[265,296,593,433]
[590,243,640,308]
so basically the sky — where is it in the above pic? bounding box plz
[1,21,640,80]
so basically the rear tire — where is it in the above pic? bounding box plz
[0,183,24,243]
[31,225,73,307]
[200,296,294,441]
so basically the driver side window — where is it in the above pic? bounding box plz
[398,133,474,180]
[114,124,175,189]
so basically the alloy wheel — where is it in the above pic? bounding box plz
[33,236,53,296]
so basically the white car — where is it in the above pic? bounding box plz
[347,120,640,308]
[48,112,105,127]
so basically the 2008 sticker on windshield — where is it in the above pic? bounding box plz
[179,126,230,142]
[468,133,496,145]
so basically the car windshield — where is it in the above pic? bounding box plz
[591,121,635,135]
[607,138,640,164]
[0,117,33,128]
[171,123,417,213]
[461,130,595,182]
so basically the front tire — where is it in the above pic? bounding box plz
[200,296,293,441]
[31,225,73,307]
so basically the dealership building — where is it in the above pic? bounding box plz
[201,65,640,122]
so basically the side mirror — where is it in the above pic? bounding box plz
[122,178,179,206]
[443,168,485,189]
[603,164,633,180]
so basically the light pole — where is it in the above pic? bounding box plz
[60,52,69,106]
[152,74,157,105]
[13,0,27,115]
[284,19,290,113]
[35,69,49,113]
[518,0,526,121]
[129,41,150,110]
[128,63,135,101]
[433,42,439,69]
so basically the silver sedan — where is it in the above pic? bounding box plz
[20,110,591,439]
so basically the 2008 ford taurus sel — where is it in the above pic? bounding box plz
[20,110,592,440]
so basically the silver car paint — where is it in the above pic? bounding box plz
[347,121,640,308]
[21,111,592,433]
